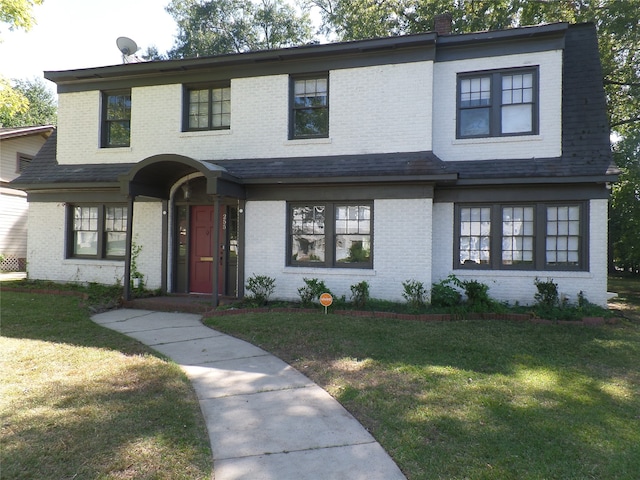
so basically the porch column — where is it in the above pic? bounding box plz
[123,195,135,301]
[211,196,220,307]
[160,199,168,294]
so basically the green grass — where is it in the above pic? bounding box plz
[609,273,640,322]
[205,310,640,479]
[1,291,212,480]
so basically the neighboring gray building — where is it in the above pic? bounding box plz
[12,22,617,305]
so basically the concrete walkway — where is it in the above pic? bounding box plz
[92,309,406,480]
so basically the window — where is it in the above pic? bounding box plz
[458,68,537,138]
[68,205,127,259]
[289,203,372,268]
[185,85,231,131]
[16,153,32,173]
[290,75,329,139]
[456,203,585,270]
[102,91,131,147]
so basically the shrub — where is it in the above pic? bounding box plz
[534,277,559,308]
[246,274,276,306]
[431,275,462,308]
[298,278,332,307]
[461,279,491,309]
[350,281,370,309]
[402,279,427,311]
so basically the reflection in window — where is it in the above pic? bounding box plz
[103,92,131,147]
[74,206,98,256]
[335,205,371,263]
[187,85,231,130]
[105,207,127,257]
[291,205,326,263]
[502,206,534,265]
[459,206,491,265]
[546,205,581,265]
[291,76,329,138]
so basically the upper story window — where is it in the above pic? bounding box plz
[456,202,586,271]
[457,68,537,138]
[184,84,231,131]
[68,205,127,259]
[290,74,329,139]
[102,91,131,147]
[288,202,372,268]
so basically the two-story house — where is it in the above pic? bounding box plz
[12,20,617,306]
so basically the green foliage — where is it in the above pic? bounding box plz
[166,0,313,58]
[350,280,369,308]
[534,277,560,308]
[1,77,57,127]
[431,275,462,308]
[460,279,491,309]
[297,277,332,307]
[130,239,145,294]
[610,129,640,274]
[0,0,44,34]
[402,279,427,311]
[245,274,276,305]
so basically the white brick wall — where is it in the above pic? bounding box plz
[57,62,433,165]
[26,201,164,289]
[431,199,609,306]
[432,50,563,161]
[244,198,433,303]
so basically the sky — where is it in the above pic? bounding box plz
[1,0,178,89]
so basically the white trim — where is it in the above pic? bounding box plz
[283,267,376,277]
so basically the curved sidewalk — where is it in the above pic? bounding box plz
[92,309,406,480]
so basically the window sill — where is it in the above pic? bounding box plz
[452,135,543,146]
[283,266,375,276]
[179,129,232,138]
[63,258,124,266]
[284,137,332,146]
[452,269,590,277]
[97,146,132,153]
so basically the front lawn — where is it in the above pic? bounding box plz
[1,291,212,480]
[205,310,640,479]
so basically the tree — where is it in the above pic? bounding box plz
[308,0,639,273]
[0,0,44,35]
[0,76,28,126]
[166,0,313,58]
[0,77,56,127]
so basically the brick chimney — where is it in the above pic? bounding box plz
[434,13,453,35]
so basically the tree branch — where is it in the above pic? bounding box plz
[604,80,640,87]
[611,117,640,128]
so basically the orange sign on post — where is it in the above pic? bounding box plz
[319,293,333,314]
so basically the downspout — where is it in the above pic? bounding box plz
[211,196,220,307]
[123,195,135,301]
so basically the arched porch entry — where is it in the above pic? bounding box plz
[118,154,245,305]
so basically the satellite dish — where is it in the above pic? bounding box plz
[116,36,139,63]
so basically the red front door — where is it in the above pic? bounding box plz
[189,206,214,293]
[189,205,227,294]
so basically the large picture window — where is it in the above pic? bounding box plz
[102,91,131,147]
[289,202,372,268]
[184,84,231,131]
[68,205,127,259]
[456,203,586,271]
[290,75,329,139]
[457,68,537,138]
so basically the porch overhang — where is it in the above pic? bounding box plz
[118,154,244,199]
